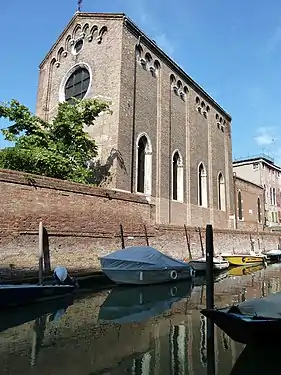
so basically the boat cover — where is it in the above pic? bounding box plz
[99,246,190,271]
[229,291,281,319]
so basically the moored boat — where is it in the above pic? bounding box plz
[0,266,77,309]
[221,253,266,266]
[99,246,195,285]
[189,257,229,272]
[201,291,281,345]
[263,249,281,262]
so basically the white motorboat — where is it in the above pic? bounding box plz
[189,257,229,272]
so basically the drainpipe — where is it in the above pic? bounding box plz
[130,35,141,193]
[168,80,172,224]
[233,172,238,229]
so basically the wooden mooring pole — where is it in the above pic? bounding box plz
[144,224,149,246]
[205,224,215,375]
[184,224,192,260]
[198,227,204,257]
[38,221,44,285]
[120,224,125,249]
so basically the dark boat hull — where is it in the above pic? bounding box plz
[0,294,74,332]
[201,308,281,345]
[0,284,75,309]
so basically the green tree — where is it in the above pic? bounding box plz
[0,98,111,183]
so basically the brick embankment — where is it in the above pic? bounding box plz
[1,169,280,279]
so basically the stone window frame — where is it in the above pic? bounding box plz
[171,149,184,202]
[217,172,226,211]
[198,162,208,208]
[59,62,92,103]
[71,37,84,56]
[135,132,152,197]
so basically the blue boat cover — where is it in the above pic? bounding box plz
[100,246,189,271]
[232,291,281,319]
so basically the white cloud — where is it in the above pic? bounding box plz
[254,127,276,146]
[128,0,175,57]
[154,33,174,56]
[266,26,281,53]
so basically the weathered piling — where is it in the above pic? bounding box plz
[206,224,214,309]
[144,224,149,246]
[205,224,215,375]
[120,224,125,249]
[38,221,44,285]
[184,224,192,260]
[198,227,204,257]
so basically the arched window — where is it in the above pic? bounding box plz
[172,151,184,201]
[136,134,152,195]
[238,191,243,220]
[218,173,226,211]
[257,197,261,223]
[65,67,90,103]
[198,163,208,207]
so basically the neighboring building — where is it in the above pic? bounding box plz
[36,12,234,228]
[233,154,281,227]
[233,175,264,231]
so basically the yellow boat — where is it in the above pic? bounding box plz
[221,254,266,266]
[227,264,264,276]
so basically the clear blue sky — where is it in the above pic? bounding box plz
[1,0,281,163]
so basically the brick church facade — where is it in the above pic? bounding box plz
[36,12,234,228]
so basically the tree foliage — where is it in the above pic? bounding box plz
[0,98,111,183]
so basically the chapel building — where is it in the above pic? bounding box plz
[36,12,234,228]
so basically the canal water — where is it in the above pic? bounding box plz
[1,263,281,375]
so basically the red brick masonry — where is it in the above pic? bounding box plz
[0,169,280,276]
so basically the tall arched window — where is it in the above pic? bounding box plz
[172,151,183,201]
[257,197,261,223]
[198,163,208,207]
[218,173,226,211]
[136,134,152,195]
[238,191,243,220]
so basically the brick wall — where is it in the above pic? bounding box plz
[0,169,280,278]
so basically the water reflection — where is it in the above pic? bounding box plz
[2,264,281,374]
[98,281,193,324]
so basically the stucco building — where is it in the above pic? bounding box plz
[36,12,234,228]
[233,155,281,228]
[234,175,264,231]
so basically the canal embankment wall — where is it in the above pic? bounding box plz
[1,169,280,278]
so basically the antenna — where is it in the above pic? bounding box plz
[77,0,82,12]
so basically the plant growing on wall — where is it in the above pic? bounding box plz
[0,98,111,184]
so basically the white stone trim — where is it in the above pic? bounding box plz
[135,132,152,196]
[58,62,92,103]
[71,37,85,56]
[171,149,184,202]
[198,162,208,208]
[217,171,226,211]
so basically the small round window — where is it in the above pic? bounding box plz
[73,39,84,55]
[64,67,90,103]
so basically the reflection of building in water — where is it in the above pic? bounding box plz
[4,269,281,375]
[170,325,188,375]
[132,352,152,375]
[199,315,207,367]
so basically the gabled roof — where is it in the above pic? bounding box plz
[39,12,231,120]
